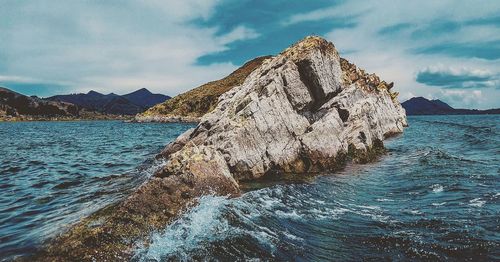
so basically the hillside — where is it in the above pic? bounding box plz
[0,87,124,121]
[402,97,500,115]
[123,88,170,108]
[1,87,79,119]
[137,56,272,122]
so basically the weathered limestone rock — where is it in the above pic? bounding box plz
[159,36,407,181]
[37,36,406,261]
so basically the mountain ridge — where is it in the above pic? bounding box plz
[0,87,120,120]
[402,97,500,115]
[47,88,170,115]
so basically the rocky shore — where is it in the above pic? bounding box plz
[133,114,200,123]
[36,36,406,261]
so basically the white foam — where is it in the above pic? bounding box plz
[431,184,444,193]
[283,231,304,241]
[136,195,231,261]
[469,198,486,207]
[405,209,422,215]
[376,198,395,202]
[275,210,302,220]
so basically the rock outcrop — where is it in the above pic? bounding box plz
[37,36,406,261]
[158,36,406,180]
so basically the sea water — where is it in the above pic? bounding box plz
[0,121,195,260]
[0,116,499,260]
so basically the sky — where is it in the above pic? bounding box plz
[0,0,499,109]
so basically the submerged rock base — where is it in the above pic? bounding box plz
[35,36,406,261]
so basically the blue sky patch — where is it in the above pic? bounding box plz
[414,40,500,60]
[0,82,70,98]
[194,0,353,65]
[416,69,497,89]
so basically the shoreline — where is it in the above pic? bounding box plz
[132,114,201,123]
[0,116,133,122]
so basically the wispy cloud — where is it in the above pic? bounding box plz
[285,0,500,109]
[280,5,356,26]
[413,40,500,60]
[437,89,484,108]
[416,66,499,89]
[216,25,260,45]
[0,0,259,96]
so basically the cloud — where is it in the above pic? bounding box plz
[413,40,500,60]
[378,23,413,35]
[0,0,499,109]
[0,0,259,96]
[416,66,499,89]
[0,75,40,83]
[281,5,355,26]
[436,89,484,108]
[216,26,260,45]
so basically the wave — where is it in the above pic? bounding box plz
[134,195,242,262]
[415,119,496,134]
[418,147,486,165]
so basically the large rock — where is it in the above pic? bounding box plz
[158,36,407,181]
[38,36,406,261]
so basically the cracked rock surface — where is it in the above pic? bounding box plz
[158,36,407,181]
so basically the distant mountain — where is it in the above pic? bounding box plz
[402,97,500,115]
[123,88,170,108]
[47,88,169,115]
[0,87,80,118]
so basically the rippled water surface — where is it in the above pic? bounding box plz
[0,121,195,260]
[1,116,499,261]
[136,115,500,261]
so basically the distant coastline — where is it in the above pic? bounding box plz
[402,97,500,116]
[0,114,131,122]
[0,87,169,122]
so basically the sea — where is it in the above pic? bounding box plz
[0,116,498,261]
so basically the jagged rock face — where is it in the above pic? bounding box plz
[159,36,407,180]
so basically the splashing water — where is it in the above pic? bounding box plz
[0,121,195,260]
